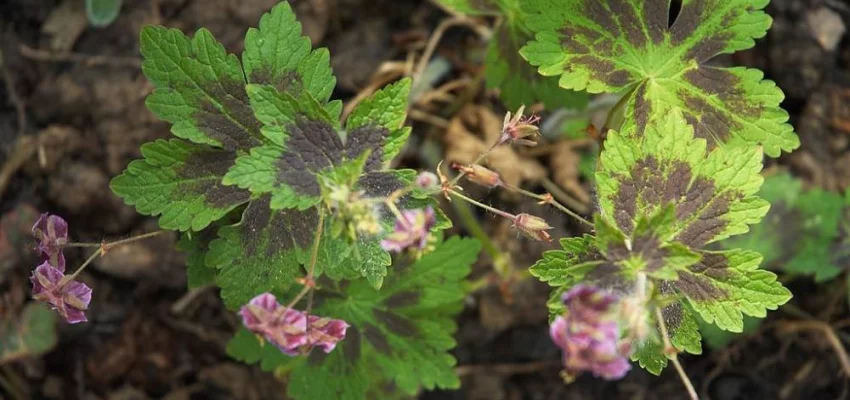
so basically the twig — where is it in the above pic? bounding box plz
[778,320,850,378]
[341,62,407,121]
[171,285,214,314]
[655,307,699,400]
[408,109,450,129]
[19,44,141,68]
[0,136,38,200]
[0,51,26,138]
[456,359,561,377]
[413,17,490,83]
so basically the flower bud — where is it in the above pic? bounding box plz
[453,164,502,188]
[513,213,553,242]
[415,171,439,191]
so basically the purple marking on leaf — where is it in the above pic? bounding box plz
[30,262,92,324]
[380,207,436,252]
[549,285,631,380]
[239,292,308,356]
[31,213,68,271]
[308,315,349,353]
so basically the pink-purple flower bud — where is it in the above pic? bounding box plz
[415,171,439,191]
[549,285,631,380]
[30,262,92,324]
[453,164,503,188]
[513,213,553,242]
[380,206,436,252]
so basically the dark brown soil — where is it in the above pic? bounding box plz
[1,0,850,399]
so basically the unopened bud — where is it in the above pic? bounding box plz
[513,213,553,242]
[415,171,439,191]
[453,164,502,188]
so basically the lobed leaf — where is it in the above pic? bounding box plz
[110,139,251,232]
[242,1,336,105]
[723,172,847,282]
[520,0,798,156]
[597,109,768,248]
[228,238,481,399]
[141,26,266,151]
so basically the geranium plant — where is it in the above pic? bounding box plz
[26,0,800,399]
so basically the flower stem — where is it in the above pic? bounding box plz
[654,306,699,400]
[449,189,516,221]
[285,208,326,310]
[447,142,499,188]
[502,183,593,228]
[63,230,166,283]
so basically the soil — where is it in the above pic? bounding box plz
[1,0,850,399]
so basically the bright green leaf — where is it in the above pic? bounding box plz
[110,139,250,231]
[283,237,481,399]
[520,0,798,156]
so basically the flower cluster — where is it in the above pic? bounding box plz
[549,285,632,380]
[240,293,349,355]
[380,206,436,253]
[30,214,92,324]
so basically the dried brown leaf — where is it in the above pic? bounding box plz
[443,105,545,188]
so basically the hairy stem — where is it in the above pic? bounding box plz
[655,306,699,400]
[285,208,326,310]
[449,189,516,221]
[63,230,165,283]
[502,183,593,228]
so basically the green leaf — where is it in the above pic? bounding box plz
[632,299,702,375]
[207,195,316,309]
[597,109,768,249]
[440,0,588,110]
[284,237,481,399]
[520,0,798,156]
[682,249,790,332]
[224,85,408,210]
[0,304,57,364]
[346,78,413,163]
[723,172,846,281]
[435,0,501,15]
[242,2,336,104]
[141,26,266,151]
[177,226,227,289]
[246,83,336,147]
[227,327,296,372]
[110,139,251,231]
[86,0,122,27]
[530,235,601,286]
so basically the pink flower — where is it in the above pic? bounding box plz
[308,315,350,353]
[380,207,436,252]
[31,213,68,270]
[500,106,541,146]
[30,262,92,324]
[549,285,631,380]
[239,293,308,356]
